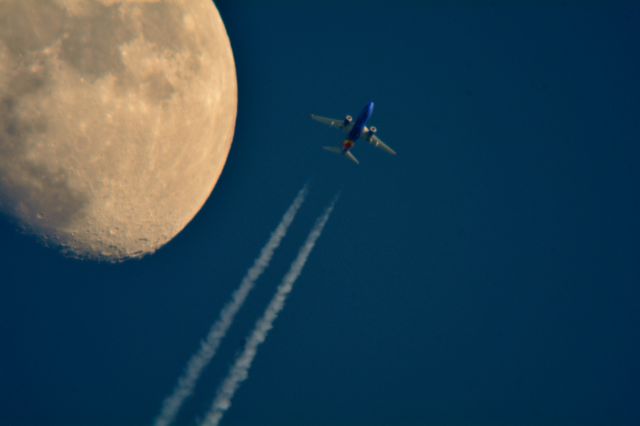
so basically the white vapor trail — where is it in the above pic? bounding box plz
[199,196,338,426]
[153,186,308,426]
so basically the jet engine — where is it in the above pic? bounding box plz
[343,115,353,126]
[365,126,377,141]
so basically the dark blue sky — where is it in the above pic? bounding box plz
[2,2,640,425]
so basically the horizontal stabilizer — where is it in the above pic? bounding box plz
[323,146,359,165]
[322,146,342,155]
[345,150,359,165]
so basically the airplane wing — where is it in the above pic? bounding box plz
[310,114,347,130]
[362,126,396,156]
[367,133,397,156]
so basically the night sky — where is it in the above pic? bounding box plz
[2,1,640,425]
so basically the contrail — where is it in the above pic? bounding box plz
[153,186,308,426]
[199,196,338,426]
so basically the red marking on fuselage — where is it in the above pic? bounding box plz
[343,139,355,151]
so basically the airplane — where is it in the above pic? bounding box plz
[310,101,396,165]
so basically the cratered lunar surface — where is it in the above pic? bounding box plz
[0,0,237,260]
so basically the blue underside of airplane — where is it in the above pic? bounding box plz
[347,101,375,141]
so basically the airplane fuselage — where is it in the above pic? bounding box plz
[343,101,374,152]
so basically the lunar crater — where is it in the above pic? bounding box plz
[0,0,237,261]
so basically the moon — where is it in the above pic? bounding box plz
[0,0,237,260]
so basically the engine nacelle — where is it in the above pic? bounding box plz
[365,126,377,141]
[343,115,353,126]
